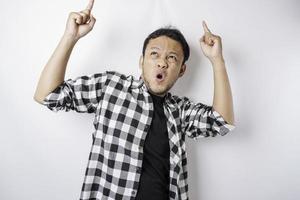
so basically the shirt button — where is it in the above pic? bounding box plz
[145,125,150,132]
[131,190,136,195]
[136,166,142,173]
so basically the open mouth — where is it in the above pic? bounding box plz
[155,72,165,82]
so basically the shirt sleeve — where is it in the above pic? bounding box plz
[180,97,236,139]
[41,72,109,113]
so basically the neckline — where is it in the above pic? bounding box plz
[149,92,166,103]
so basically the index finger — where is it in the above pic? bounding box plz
[202,20,211,34]
[86,0,94,11]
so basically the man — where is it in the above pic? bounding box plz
[33,0,235,199]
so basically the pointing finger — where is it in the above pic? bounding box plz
[202,20,211,34]
[86,0,94,11]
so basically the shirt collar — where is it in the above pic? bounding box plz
[130,75,175,108]
[130,75,146,90]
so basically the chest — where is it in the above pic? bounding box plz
[92,88,184,164]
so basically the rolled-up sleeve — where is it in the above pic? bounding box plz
[180,97,235,139]
[42,72,109,113]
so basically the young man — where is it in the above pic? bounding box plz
[34,0,235,199]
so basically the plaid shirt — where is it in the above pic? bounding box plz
[42,70,235,200]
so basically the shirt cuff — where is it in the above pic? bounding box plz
[211,107,236,135]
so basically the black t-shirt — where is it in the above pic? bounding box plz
[135,92,170,200]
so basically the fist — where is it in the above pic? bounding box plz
[199,21,224,64]
[64,0,96,41]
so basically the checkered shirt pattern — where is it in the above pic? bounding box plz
[42,70,236,200]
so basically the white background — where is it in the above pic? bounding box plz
[0,0,299,199]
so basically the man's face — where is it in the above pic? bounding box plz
[139,36,187,97]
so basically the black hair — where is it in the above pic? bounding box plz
[142,25,190,66]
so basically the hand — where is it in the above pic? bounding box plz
[199,21,224,64]
[63,0,96,41]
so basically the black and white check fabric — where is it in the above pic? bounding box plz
[42,70,235,200]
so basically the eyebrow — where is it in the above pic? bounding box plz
[150,47,179,56]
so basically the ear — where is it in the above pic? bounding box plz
[139,55,144,70]
[178,64,186,77]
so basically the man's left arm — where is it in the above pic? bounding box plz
[211,59,235,125]
[200,20,235,125]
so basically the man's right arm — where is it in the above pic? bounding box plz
[33,0,96,104]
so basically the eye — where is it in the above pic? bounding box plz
[168,55,177,62]
[150,51,158,56]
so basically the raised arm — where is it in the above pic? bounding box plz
[33,0,96,103]
[199,20,235,125]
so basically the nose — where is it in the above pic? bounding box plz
[157,58,168,69]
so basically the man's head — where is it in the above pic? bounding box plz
[139,26,190,97]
